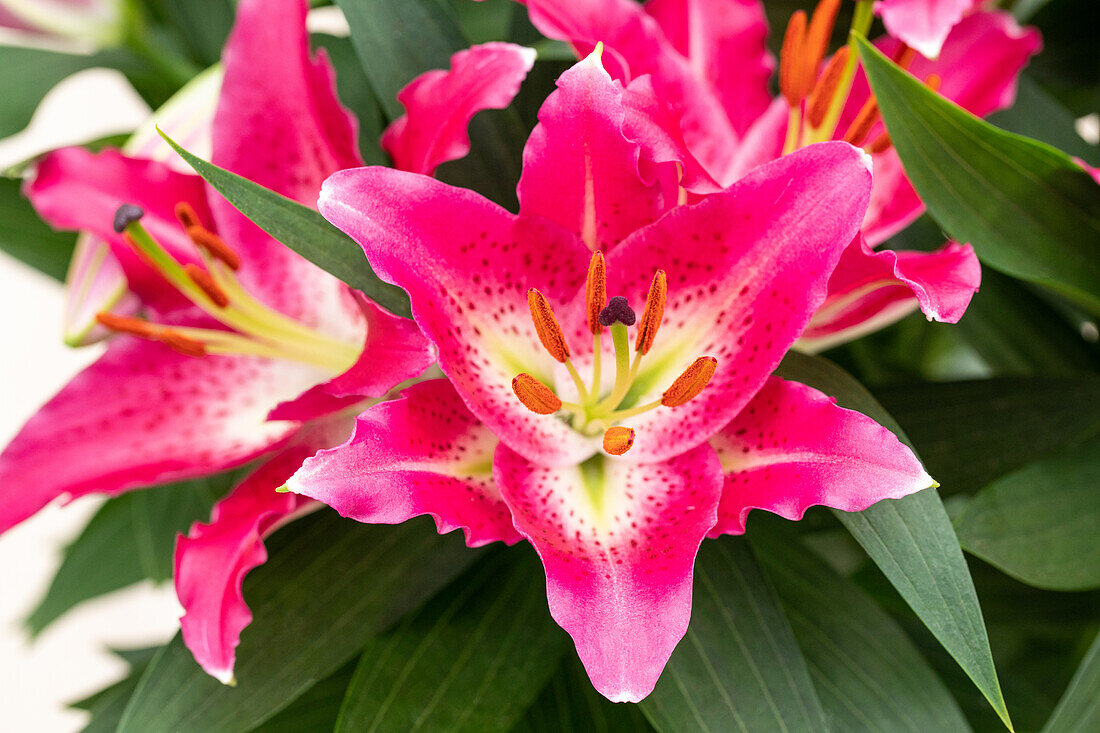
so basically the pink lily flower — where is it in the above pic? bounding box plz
[508,0,1040,350]
[1,0,434,683]
[874,0,979,59]
[286,50,933,702]
[0,0,123,44]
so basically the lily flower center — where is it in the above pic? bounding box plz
[97,203,361,374]
[511,251,718,455]
[778,0,940,156]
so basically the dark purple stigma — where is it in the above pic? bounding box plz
[113,204,145,233]
[598,296,636,327]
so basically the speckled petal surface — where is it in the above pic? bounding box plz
[494,440,723,702]
[710,376,933,536]
[287,379,518,547]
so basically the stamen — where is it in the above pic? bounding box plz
[800,0,841,96]
[867,132,892,154]
[184,263,230,308]
[512,373,563,415]
[602,426,635,456]
[187,226,241,271]
[598,296,636,328]
[160,332,208,358]
[779,10,808,104]
[174,201,200,230]
[112,204,145,233]
[585,251,607,334]
[892,43,917,71]
[635,270,666,355]
[527,289,571,363]
[842,95,881,146]
[924,74,942,93]
[96,312,206,357]
[661,356,718,407]
[806,46,850,128]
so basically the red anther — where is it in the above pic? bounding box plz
[527,289,571,363]
[843,95,881,146]
[184,263,230,308]
[924,74,942,93]
[806,46,850,128]
[800,0,841,96]
[602,426,635,455]
[661,356,718,407]
[867,132,893,154]
[779,10,808,104]
[174,201,200,230]
[892,43,917,70]
[96,312,159,338]
[585,251,607,335]
[187,226,241,271]
[161,331,208,358]
[635,270,667,355]
[512,373,563,415]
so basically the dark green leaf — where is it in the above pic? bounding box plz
[753,531,971,733]
[0,176,77,280]
[954,269,1100,376]
[988,75,1098,166]
[642,537,828,733]
[117,514,482,732]
[856,35,1100,315]
[336,0,527,208]
[27,474,234,635]
[776,351,1011,729]
[1041,631,1100,733]
[336,547,567,732]
[515,656,655,733]
[252,658,358,733]
[955,438,1100,591]
[159,133,411,317]
[0,46,116,138]
[874,377,1100,496]
[138,0,235,67]
[72,646,164,733]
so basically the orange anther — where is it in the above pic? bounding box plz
[635,270,667,355]
[96,312,159,338]
[512,373,563,415]
[160,331,208,358]
[924,74,942,93]
[779,10,808,104]
[527,289,571,363]
[174,202,200,230]
[184,263,230,308]
[661,356,718,407]
[867,132,893,154]
[602,426,635,456]
[843,95,881,146]
[187,226,241,271]
[585,251,607,335]
[800,0,841,96]
[806,46,850,128]
[892,43,917,71]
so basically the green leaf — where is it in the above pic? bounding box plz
[874,376,1100,496]
[72,647,163,733]
[252,659,358,733]
[117,513,482,732]
[641,536,828,733]
[335,0,527,208]
[26,474,234,636]
[954,269,1100,376]
[988,75,1098,166]
[856,35,1100,315]
[515,656,655,733]
[336,547,568,732]
[776,351,1011,730]
[158,133,411,317]
[0,176,77,280]
[955,438,1100,591]
[753,530,971,733]
[1041,631,1100,733]
[0,45,114,138]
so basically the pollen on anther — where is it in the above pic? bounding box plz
[661,356,718,407]
[779,10,808,104]
[174,202,200,230]
[603,426,635,456]
[635,270,666,354]
[527,289,571,362]
[184,263,230,308]
[187,226,241,271]
[585,251,607,334]
[512,373,562,415]
[800,0,841,96]
[806,46,850,128]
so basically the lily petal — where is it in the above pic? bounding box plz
[601,142,873,462]
[62,234,141,346]
[709,376,933,536]
[383,42,536,176]
[875,0,976,59]
[175,438,323,684]
[494,440,723,703]
[519,49,670,250]
[319,167,597,466]
[210,0,363,332]
[0,339,326,536]
[287,379,519,547]
[799,238,981,352]
[26,147,214,313]
[644,0,773,136]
